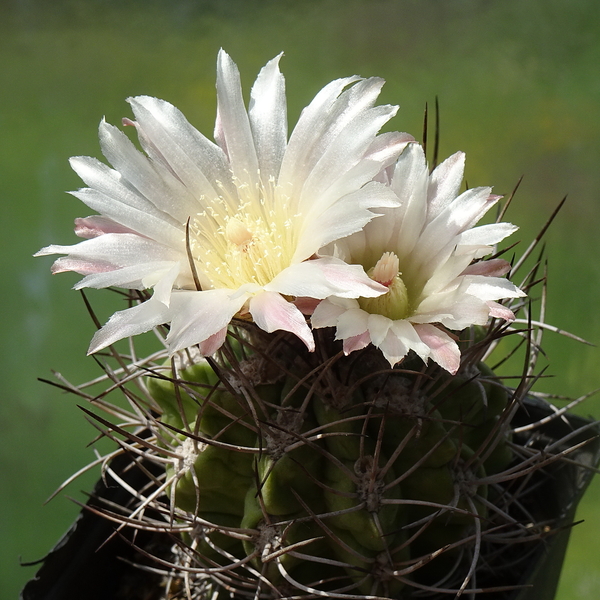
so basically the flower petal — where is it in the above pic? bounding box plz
[167,289,249,353]
[266,257,386,299]
[215,49,259,191]
[249,291,314,351]
[335,308,370,340]
[343,332,371,355]
[88,297,170,353]
[248,53,287,182]
[311,297,356,329]
[413,323,460,374]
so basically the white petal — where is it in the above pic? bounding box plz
[279,75,363,193]
[167,289,249,353]
[88,298,170,353]
[458,222,518,247]
[427,151,465,220]
[311,298,357,329]
[249,291,314,350]
[298,102,399,214]
[38,233,181,272]
[464,276,526,301]
[367,313,392,347]
[215,49,259,191]
[128,95,237,206]
[294,182,400,262]
[414,187,497,270]
[389,143,429,259]
[98,119,198,222]
[413,292,491,329]
[266,257,386,299]
[248,53,287,182]
[335,308,370,340]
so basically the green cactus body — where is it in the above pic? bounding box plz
[146,344,513,597]
[166,440,254,516]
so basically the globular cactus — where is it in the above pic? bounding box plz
[140,325,516,598]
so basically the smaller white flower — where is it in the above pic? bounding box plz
[36,50,410,356]
[312,143,526,374]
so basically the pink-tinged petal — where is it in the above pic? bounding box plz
[69,186,183,248]
[199,328,228,356]
[294,297,320,316]
[74,216,137,239]
[377,330,410,367]
[487,301,516,322]
[88,298,171,354]
[462,258,511,277]
[311,297,356,329]
[413,323,460,374]
[167,289,249,354]
[266,257,385,300]
[335,308,370,340]
[389,320,431,363]
[343,332,371,355]
[249,291,314,351]
[74,261,180,291]
[48,256,115,276]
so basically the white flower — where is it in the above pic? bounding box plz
[36,50,411,355]
[312,143,526,374]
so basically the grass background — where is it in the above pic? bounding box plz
[1,0,600,597]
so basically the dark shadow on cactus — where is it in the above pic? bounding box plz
[20,447,173,600]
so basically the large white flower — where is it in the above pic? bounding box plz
[312,142,526,374]
[36,50,411,355]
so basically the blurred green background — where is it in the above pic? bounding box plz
[1,0,599,597]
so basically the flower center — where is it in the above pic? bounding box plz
[186,178,299,290]
[358,252,410,320]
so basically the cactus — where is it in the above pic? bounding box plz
[30,51,599,600]
[29,214,600,600]
[35,283,591,600]
[134,321,517,598]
